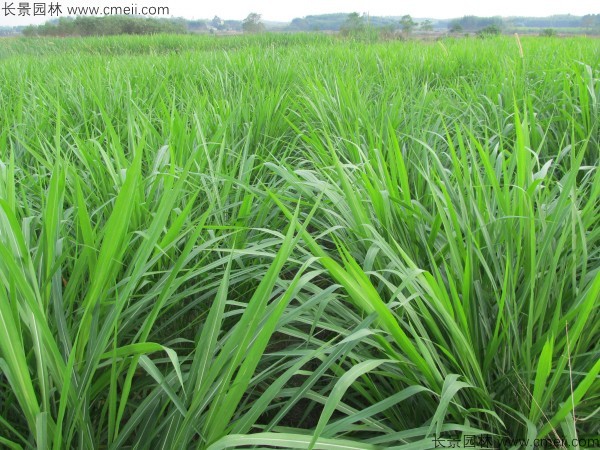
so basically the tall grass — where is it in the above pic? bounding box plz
[0,34,598,449]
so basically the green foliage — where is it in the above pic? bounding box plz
[211,15,225,30]
[476,24,502,37]
[288,13,397,32]
[448,22,463,33]
[419,20,434,32]
[540,28,558,37]
[581,14,600,30]
[452,15,503,31]
[377,24,399,40]
[339,13,390,42]
[242,12,265,34]
[21,16,187,37]
[0,34,598,449]
[441,14,599,35]
[340,12,365,36]
[283,13,600,34]
[400,14,416,34]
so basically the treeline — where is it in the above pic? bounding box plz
[22,16,187,37]
[289,13,398,31]
[287,13,600,33]
[17,13,600,37]
[446,14,600,31]
[445,16,502,32]
[509,14,599,29]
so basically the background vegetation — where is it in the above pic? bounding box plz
[9,12,600,36]
[0,33,598,449]
[21,16,188,37]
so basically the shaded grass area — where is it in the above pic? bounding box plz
[0,34,598,449]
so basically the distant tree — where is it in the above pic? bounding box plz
[400,15,416,35]
[419,20,433,32]
[211,16,224,30]
[582,14,600,31]
[476,24,501,37]
[449,21,463,33]
[581,15,594,29]
[77,17,102,36]
[289,17,307,30]
[242,12,265,33]
[451,15,502,32]
[378,23,397,39]
[540,28,557,37]
[21,25,36,36]
[340,12,365,36]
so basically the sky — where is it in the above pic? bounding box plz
[1,0,598,26]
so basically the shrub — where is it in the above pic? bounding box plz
[477,24,502,37]
[540,28,557,37]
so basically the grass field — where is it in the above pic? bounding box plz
[0,34,599,449]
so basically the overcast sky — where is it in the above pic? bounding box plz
[1,0,598,26]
